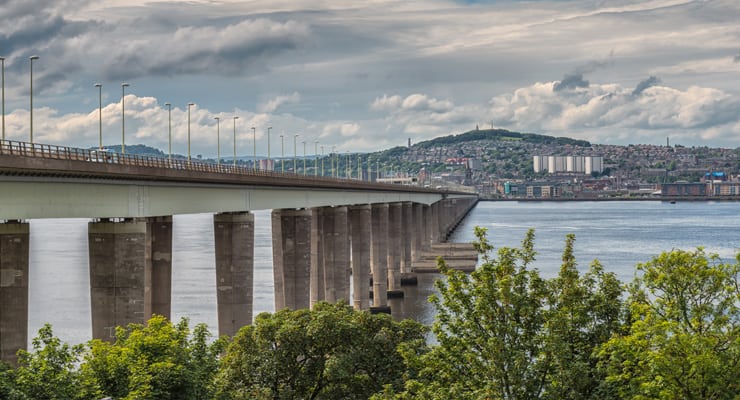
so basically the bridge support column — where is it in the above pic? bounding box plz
[349,205,371,310]
[88,216,172,342]
[422,205,432,252]
[0,221,29,365]
[411,203,423,262]
[400,203,413,273]
[321,206,349,303]
[370,203,389,311]
[399,202,417,285]
[430,201,441,244]
[272,209,312,311]
[214,212,254,338]
[310,208,325,307]
[387,203,403,296]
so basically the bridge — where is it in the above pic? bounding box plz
[0,140,478,364]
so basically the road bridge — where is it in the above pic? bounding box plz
[0,140,477,364]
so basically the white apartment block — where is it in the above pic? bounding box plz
[533,155,603,174]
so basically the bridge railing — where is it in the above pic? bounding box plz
[0,139,428,190]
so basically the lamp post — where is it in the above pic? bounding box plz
[29,55,39,144]
[280,134,284,173]
[346,151,350,179]
[302,141,306,175]
[186,102,195,162]
[357,153,361,180]
[232,116,238,168]
[214,116,221,166]
[267,126,272,170]
[121,82,130,155]
[314,141,318,176]
[293,134,299,173]
[251,127,256,170]
[94,83,102,150]
[332,146,337,178]
[321,146,324,176]
[164,103,172,163]
[1,56,5,141]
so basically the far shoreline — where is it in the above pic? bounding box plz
[479,196,740,202]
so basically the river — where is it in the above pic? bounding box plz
[26,200,740,346]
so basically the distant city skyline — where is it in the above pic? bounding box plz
[1,0,739,156]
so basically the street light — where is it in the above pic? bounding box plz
[314,141,318,176]
[293,134,299,173]
[251,127,256,170]
[232,116,238,168]
[214,116,221,166]
[1,56,5,141]
[29,55,39,144]
[164,103,172,163]
[267,126,272,170]
[331,146,336,177]
[320,146,324,176]
[121,82,130,155]
[94,83,102,150]
[302,140,306,175]
[187,102,194,162]
[280,134,284,173]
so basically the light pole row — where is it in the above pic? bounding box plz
[0,56,332,175]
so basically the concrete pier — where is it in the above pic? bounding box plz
[321,206,350,303]
[411,203,423,262]
[370,203,389,311]
[213,212,254,338]
[88,216,172,341]
[421,204,432,252]
[272,209,312,310]
[387,203,403,296]
[309,207,325,306]
[349,205,371,310]
[400,202,413,273]
[0,221,29,365]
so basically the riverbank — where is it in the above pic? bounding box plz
[479,196,740,202]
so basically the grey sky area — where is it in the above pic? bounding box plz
[1,0,739,156]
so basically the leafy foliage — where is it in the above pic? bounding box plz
[383,228,624,399]
[80,315,226,400]
[11,324,85,400]
[215,301,427,399]
[597,248,740,399]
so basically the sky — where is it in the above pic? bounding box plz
[1,0,740,157]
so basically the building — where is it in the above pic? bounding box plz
[533,155,603,174]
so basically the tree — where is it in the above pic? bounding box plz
[597,248,740,399]
[79,315,226,400]
[383,228,624,399]
[11,324,85,400]
[215,301,427,400]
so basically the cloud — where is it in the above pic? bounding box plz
[734,53,740,63]
[101,18,310,80]
[553,73,590,92]
[632,76,661,96]
[491,78,740,144]
[259,92,301,113]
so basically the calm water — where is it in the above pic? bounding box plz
[26,201,740,346]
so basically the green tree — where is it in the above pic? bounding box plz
[1,361,18,399]
[215,301,427,400]
[11,324,85,400]
[545,234,624,399]
[597,248,740,399]
[80,315,226,400]
[384,228,624,399]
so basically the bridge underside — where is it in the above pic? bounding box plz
[0,180,449,220]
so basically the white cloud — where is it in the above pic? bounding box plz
[259,92,301,113]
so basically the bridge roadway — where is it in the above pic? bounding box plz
[0,140,478,364]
